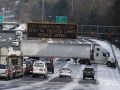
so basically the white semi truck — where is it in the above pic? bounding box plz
[77,44,117,67]
[21,40,117,68]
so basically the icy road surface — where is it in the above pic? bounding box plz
[0,39,120,90]
[0,59,120,90]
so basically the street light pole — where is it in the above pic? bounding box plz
[41,0,45,22]
[71,0,74,14]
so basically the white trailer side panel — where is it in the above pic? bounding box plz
[21,40,91,58]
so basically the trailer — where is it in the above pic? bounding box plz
[21,40,116,68]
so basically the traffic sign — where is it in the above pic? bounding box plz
[56,16,67,23]
[27,23,78,39]
[0,15,4,22]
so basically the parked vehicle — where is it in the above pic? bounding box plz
[12,40,19,47]
[59,68,72,78]
[0,47,23,79]
[15,30,23,41]
[13,65,23,78]
[83,66,95,80]
[23,61,33,76]
[40,57,54,73]
[32,60,48,78]
[0,64,14,80]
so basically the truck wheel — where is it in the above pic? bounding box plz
[52,69,54,73]
[83,76,85,80]
[79,60,83,64]
[85,60,90,65]
[107,62,111,67]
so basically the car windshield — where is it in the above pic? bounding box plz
[34,63,44,67]
[61,68,71,71]
[84,68,94,71]
[12,40,18,42]
[0,64,7,69]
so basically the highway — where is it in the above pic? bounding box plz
[0,31,120,90]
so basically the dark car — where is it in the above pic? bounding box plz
[23,61,33,76]
[83,66,95,80]
[40,57,54,73]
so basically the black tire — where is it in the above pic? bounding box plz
[44,75,48,79]
[83,76,85,80]
[59,75,61,78]
[20,75,23,77]
[107,62,111,67]
[79,60,83,64]
[13,73,16,79]
[5,77,9,81]
[9,75,13,80]
[32,74,36,78]
[92,77,94,80]
[52,69,54,73]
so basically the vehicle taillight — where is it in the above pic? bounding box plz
[43,69,45,71]
[5,70,8,74]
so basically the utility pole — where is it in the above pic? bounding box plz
[41,0,45,22]
[71,0,74,14]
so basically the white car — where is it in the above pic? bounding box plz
[59,68,72,78]
[32,60,48,78]
[12,40,19,46]
[0,64,14,80]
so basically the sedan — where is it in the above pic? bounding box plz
[59,68,72,78]
[83,66,95,80]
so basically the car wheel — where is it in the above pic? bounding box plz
[59,75,61,78]
[83,76,85,80]
[52,69,54,73]
[5,77,9,81]
[107,62,111,67]
[13,73,16,79]
[79,60,83,64]
[32,74,36,78]
[44,75,48,79]
[9,74,13,80]
[92,77,94,80]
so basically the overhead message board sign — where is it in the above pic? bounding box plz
[27,23,78,39]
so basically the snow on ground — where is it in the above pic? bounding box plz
[3,39,120,90]
[112,45,120,64]
[97,64,120,90]
[5,59,70,90]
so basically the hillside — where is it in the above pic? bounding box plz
[0,0,117,25]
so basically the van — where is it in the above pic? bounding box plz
[32,60,48,78]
